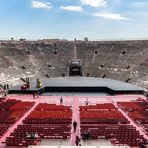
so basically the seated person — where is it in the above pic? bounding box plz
[82,130,90,140]
[26,132,36,139]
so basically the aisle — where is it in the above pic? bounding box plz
[71,96,80,145]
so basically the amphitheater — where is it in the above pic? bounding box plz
[0,39,148,148]
[0,39,148,88]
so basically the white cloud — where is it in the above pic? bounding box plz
[60,6,83,12]
[132,1,148,8]
[92,13,130,20]
[32,1,52,10]
[80,0,106,7]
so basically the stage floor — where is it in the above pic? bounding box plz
[8,77,145,95]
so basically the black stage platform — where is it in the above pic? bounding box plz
[8,77,145,95]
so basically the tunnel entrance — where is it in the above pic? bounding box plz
[69,60,82,76]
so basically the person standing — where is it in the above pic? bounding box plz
[6,84,9,90]
[85,98,89,106]
[60,96,63,104]
[73,121,77,133]
[37,91,40,98]
[75,135,80,146]
[33,92,35,99]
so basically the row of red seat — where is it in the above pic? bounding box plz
[6,103,72,146]
[80,110,128,120]
[81,124,143,137]
[10,101,34,110]
[81,119,129,124]
[143,124,148,133]
[35,103,71,111]
[80,103,117,111]
[0,99,20,110]
[0,99,34,137]
[0,100,34,124]
[128,110,147,121]
[0,124,11,138]
[0,110,27,124]
[23,118,72,124]
[26,110,72,119]
[6,138,40,147]
[23,103,72,124]
[0,97,5,103]
[118,101,148,131]
[117,101,146,111]
[80,104,129,124]
[7,124,70,144]
[80,104,145,147]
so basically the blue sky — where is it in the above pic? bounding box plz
[0,0,148,40]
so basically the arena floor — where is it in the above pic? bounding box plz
[0,94,147,147]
